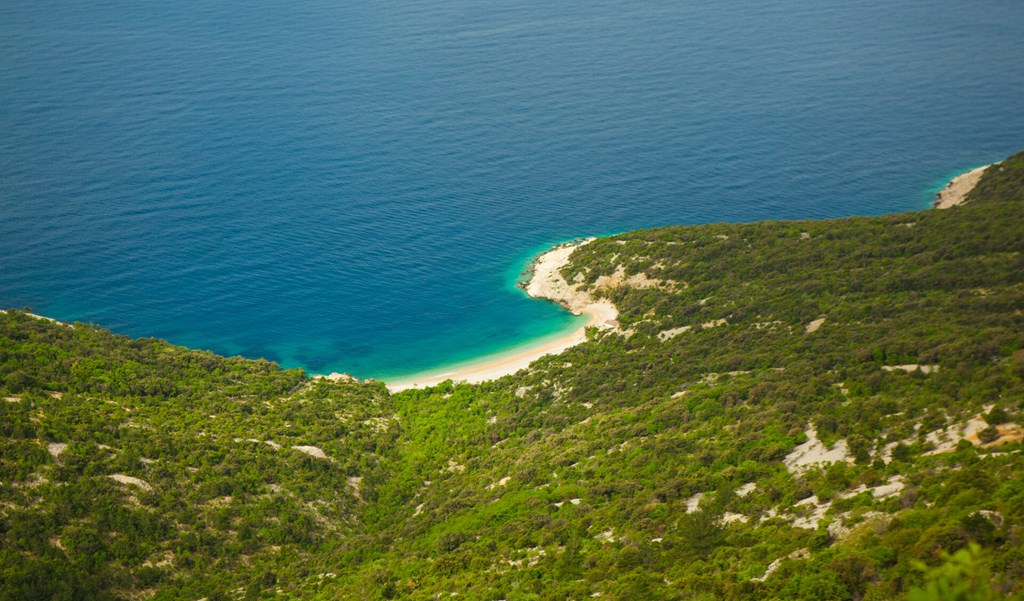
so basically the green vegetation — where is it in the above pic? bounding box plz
[908,544,1002,601]
[2,151,1024,599]
[0,317,396,599]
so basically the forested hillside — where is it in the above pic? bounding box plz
[0,319,397,599]
[2,151,1023,600]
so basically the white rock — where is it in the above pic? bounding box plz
[291,445,328,459]
[109,474,152,491]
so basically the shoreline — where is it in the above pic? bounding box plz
[934,163,993,209]
[10,164,992,392]
[381,239,618,392]
[380,161,994,392]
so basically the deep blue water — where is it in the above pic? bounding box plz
[2,0,1023,379]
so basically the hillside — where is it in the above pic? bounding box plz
[2,151,1023,600]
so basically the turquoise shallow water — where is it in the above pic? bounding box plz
[2,0,1023,379]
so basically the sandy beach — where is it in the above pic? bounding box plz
[935,164,993,209]
[384,240,618,392]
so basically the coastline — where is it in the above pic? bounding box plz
[382,240,618,392]
[934,163,993,208]
[9,163,994,393]
[381,161,994,392]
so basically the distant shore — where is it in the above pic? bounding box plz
[381,240,618,392]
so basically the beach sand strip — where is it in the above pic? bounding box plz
[935,164,993,209]
[384,240,617,392]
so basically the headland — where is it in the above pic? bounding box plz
[379,161,995,391]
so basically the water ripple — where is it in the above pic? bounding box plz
[2,0,1023,377]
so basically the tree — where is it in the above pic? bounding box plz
[907,543,998,601]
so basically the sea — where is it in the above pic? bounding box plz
[2,0,1023,380]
